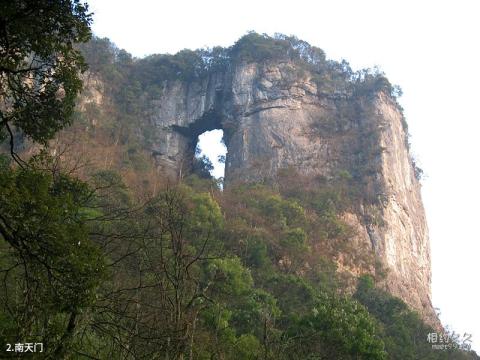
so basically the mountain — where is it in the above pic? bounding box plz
[77,33,434,325]
[7,32,475,359]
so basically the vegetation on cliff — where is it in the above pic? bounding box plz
[78,32,402,106]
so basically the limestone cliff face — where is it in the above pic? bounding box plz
[143,60,435,326]
[370,94,434,325]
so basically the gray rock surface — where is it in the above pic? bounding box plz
[142,60,436,327]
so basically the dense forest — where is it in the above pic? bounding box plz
[0,1,477,359]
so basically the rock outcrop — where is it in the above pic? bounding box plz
[146,59,437,326]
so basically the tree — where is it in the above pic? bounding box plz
[290,291,387,360]
[353,275,476,360]
[144,187,225,359]
[192,154,214,179]
[0,3,97,357]
[0,154,105,358]
[0,0,92,162]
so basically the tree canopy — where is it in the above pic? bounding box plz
[0,0,92,161]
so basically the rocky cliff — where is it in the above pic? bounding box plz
[145,59,436,327]
[73,35,437,328]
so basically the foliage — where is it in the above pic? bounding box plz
[192,154,215,179]
[1,158,476,359]
[0,0,92,160]
[355,275,477,360]
[0,156,105,357]
[291,291,387,359]
[229,32,296,63]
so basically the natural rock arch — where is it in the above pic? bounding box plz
[146,60,437,327]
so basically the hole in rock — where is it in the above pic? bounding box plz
[194,129,227,180]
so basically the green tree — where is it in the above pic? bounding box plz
[0,3,98,357]
[290,291,387,359]
[192,155,214,179]
[0,0,92,161]
[354,275,477,360]
[0,155,105,358]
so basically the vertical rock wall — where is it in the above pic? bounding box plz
[147,60,436,326]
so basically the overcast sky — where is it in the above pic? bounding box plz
[88,0,480,352]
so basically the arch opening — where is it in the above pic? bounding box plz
[194,129,227,180]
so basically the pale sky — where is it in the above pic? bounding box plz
[89,0,480,352]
